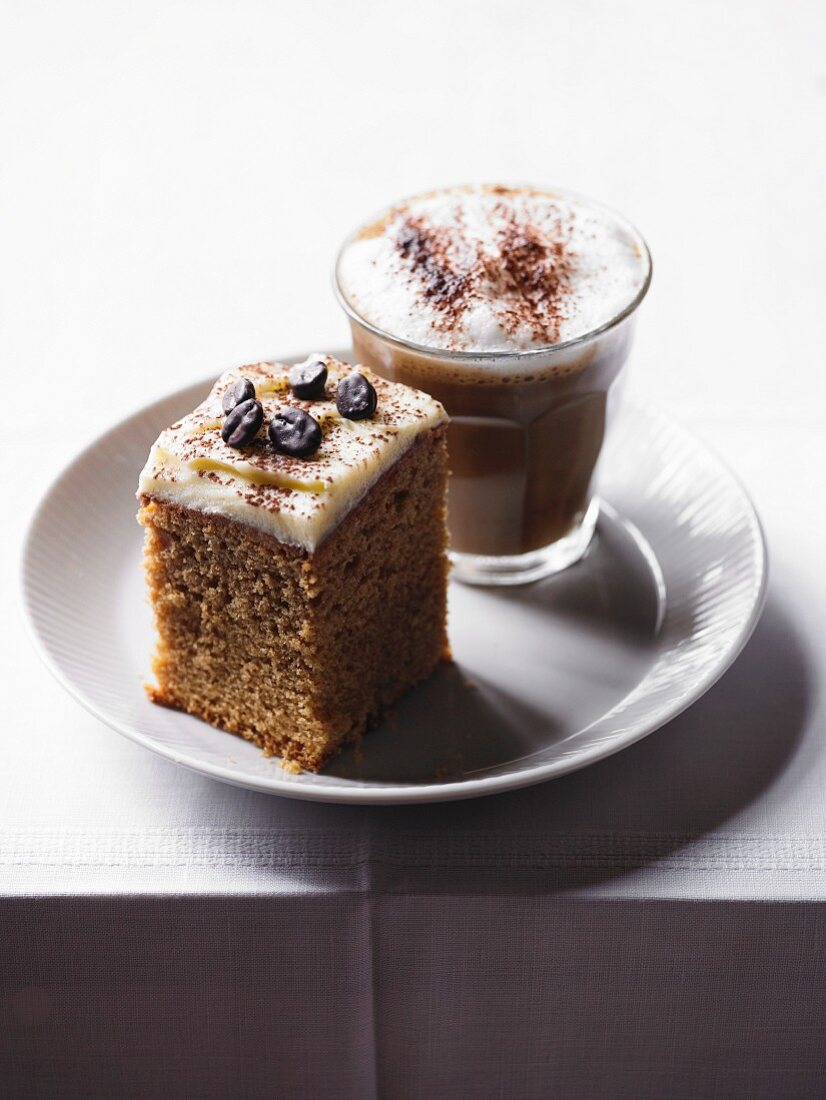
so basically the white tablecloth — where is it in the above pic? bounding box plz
[2,1,825,1096]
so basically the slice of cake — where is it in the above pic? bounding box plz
[137,354,449,772]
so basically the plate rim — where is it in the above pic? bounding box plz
[20,360,769,805]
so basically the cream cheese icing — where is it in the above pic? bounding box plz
[137,356,447,551]
[336,184,649,354]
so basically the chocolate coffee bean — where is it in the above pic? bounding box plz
[336,373,377,420]
[289,359,328,399]
[221,398,263,448]
[268,407,322,457]
[222,377,256,414]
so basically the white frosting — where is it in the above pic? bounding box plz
[138,357,446,551]
[337,185,648,354]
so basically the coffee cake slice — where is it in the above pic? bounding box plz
[137,355,449,772]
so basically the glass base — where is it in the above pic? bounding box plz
[449,498,600,587]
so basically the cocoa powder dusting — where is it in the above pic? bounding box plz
[394,196,576,345]
[396,216,473,325]
[493,203,575,344]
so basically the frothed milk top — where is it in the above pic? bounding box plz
[337,185,649,355]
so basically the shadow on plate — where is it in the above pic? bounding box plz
[329,662,565,784]
[235,588,811,894]
[365,587,812,890]
[479,505,664,642]
[327,509,663,784]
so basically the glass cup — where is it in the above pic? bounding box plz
[334,192,652,586]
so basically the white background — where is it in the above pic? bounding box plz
[2,0,826,880]
[3,0,824,428]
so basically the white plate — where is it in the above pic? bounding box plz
[21,351,767,804]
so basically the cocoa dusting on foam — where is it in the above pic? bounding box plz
[339,185,648,355]
[396,216,474,323]
[398,198,576,343]
[490,202,575,345]
[395,199,576,346]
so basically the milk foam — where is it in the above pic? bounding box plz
[337,186,649,355]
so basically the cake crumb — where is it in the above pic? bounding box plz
[434,752,464,780]
[280,758,303,775]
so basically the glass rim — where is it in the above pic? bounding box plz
[332,182,653,364]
